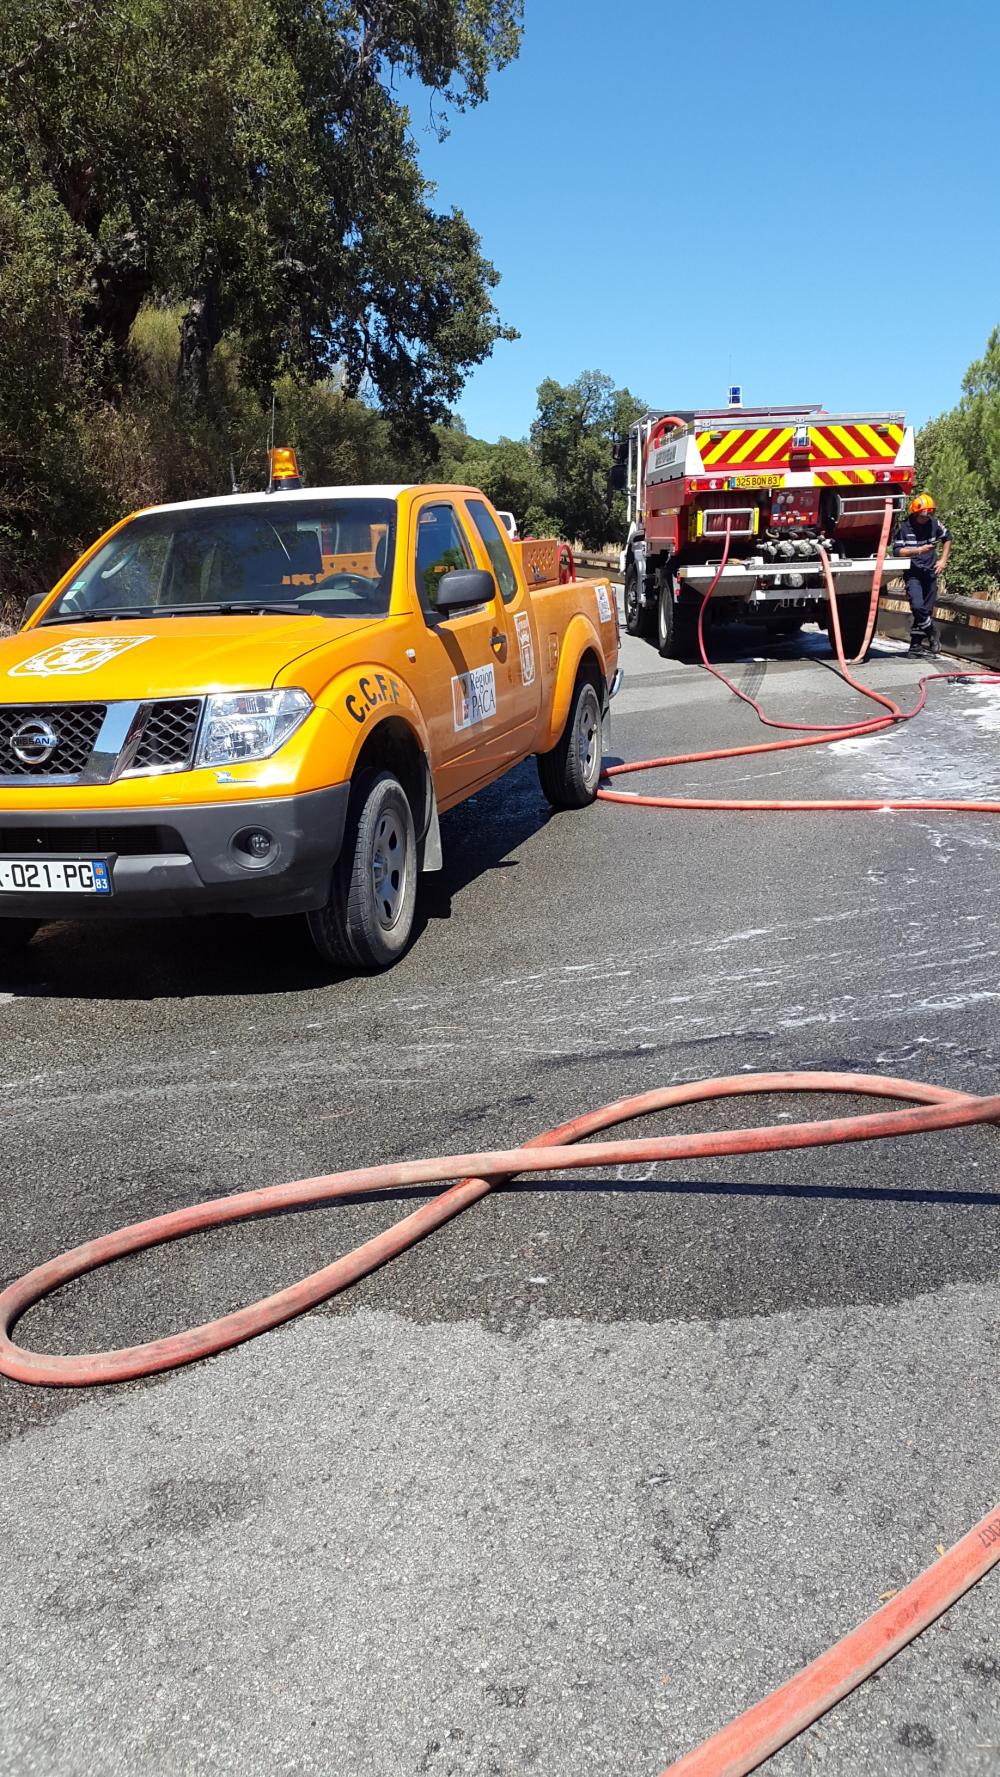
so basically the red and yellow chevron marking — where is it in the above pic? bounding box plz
[814,467,880,485]
[810,422,904,465]
[695,426,795,468]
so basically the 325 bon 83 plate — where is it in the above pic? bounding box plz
[0,858,112,895]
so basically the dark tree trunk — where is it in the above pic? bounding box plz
[178,275,222,401]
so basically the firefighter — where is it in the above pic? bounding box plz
[894,493,951,655]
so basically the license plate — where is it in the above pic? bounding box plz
[731,473,785,489]
[0,857,112,895]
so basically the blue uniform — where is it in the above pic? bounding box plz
[894,515,950,634]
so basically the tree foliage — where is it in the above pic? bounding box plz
[915,327,1000,598]
[530,370,645,549]
[0,0,521,609]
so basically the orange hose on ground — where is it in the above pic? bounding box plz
[0,1077,998,1776]
[600,517,1000,812]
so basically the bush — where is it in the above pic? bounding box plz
[943,496,1000,601]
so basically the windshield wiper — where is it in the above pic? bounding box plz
[170,602,313,617]
[41,607,154,625]
[41,601,313,625]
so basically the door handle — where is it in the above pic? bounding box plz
[489,628,507,659]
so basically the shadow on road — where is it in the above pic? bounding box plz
[0,762,553,1002]
[633,620,907,669]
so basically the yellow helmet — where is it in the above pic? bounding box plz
[910,492,935,515]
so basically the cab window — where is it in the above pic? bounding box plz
[414,503,475,616]
[466,499,517,604]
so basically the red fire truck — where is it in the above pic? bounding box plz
[620,400,915,657]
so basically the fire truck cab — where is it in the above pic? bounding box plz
[620,400,915,659]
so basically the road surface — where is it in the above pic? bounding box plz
[2,618,998,1776]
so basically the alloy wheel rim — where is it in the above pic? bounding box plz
[371,808,407,929]
[578,692,600,785]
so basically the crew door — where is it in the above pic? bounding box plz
[461,495,542,757]
[408,498,520,807]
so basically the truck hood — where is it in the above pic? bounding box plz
[0,614,378,700]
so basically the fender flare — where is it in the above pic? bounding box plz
[540,613,607,753]
[317,663,433,774]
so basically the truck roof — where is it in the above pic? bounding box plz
[637,406,906,427]
[142,484,414,517]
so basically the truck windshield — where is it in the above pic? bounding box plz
[41,499,397,623]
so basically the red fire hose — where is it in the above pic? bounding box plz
[599,519,1000,813]
[1,1076,998,1777]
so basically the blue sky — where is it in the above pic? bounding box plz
[409,0,998,441]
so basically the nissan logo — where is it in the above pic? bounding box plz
[9,718,60,766]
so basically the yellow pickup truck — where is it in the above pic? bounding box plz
[0,474,620,969]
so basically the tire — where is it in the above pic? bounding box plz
[656,568,699,660]
[537,668,604,809]
[0,920,37,954]
[624,561,653,638]
[306,770,417,971]
[832,597,871,662]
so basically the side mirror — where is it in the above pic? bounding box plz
[435,568,495,614]
[21,592,46,626]
[609,464,626,492]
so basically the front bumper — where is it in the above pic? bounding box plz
[0,783,350,920]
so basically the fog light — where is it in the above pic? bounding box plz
[232,827,277,867]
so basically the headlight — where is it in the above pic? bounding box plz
[195,689,312,768]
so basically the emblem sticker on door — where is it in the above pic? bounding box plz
[8,635,155,678]
[513,612,535,687]
[595,584,613,624]
[451,664,497,731]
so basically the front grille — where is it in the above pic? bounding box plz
[0,704,105,778]
[130,699,201,773]
[0,825,186,856]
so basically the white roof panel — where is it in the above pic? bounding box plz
[141,484,412,517]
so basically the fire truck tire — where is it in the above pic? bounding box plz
[537,666,604,809]
[830,597,871,662]
[624,562,653,638]
[657,570,698,660]
[0,920,37,954]
[307,770,417,971]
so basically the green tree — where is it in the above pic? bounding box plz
[530,370,644,548]
[914,326,1000,600]
[1,0,519,409]
[0,0,521,607]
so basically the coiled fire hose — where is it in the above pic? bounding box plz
[1,1076,998,1775]
[599,515,1000,813]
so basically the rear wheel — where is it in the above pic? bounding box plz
[537,667,604,809]
[306,770,417,971]
[657,568,699,660]
[624,562,653,638]
[831,597,871,662]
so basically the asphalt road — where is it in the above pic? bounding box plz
[2,615,998,1777]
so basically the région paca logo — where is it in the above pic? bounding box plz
[8,636,155,678]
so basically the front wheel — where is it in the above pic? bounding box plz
[624,562,652,638]
[657,569,699,660]
[306,770,417,971]
[537,669,604,809]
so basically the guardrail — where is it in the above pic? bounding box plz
[877,586,1000,666]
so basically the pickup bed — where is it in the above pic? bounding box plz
[0,483,620,969]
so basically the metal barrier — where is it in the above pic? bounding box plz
[877,585,1000,666]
